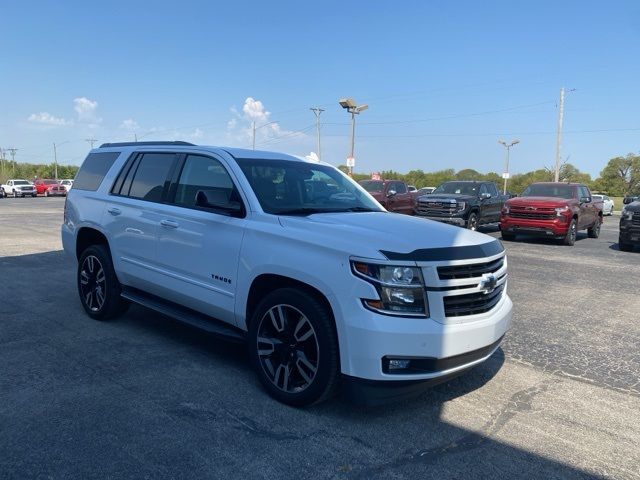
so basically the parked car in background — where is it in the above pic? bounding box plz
[63,142,512,406]
[0,186,4,198]
[34,179,61,195]
[59,179,74,192]
[619,199,640,251]
[500,182,602,246]
[1,179,37,197]
[415,181,507,230]
[592,194,614,215]
[358,179,419,215]
[623,196,639,205]
[416,186,436,196]
[407,185,417,192]
[45,183,67,197]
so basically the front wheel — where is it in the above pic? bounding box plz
[563,219,577,246]
[13,191,18,198]
[466,212,479,231]
[588,217,601,238]
[248,288,340,407]
[77,244,129,320]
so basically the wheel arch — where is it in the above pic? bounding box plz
[75,227,110,260]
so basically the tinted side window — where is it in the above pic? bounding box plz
[487,183,499,196]
[128,153,177,202]
[173,155,237,209]
[395,182,407,194]
[74,152,120,191]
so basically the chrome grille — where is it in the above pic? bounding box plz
[633,212,640,226]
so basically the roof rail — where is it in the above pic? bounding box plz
[99,141,196,148]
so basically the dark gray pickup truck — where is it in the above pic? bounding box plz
[414,180,508,230]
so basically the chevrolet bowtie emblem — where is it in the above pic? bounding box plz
[479,273,497,294]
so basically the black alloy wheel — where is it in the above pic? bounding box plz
[257,304,319,394]
[77,244,129,320]
[248,288,340,406]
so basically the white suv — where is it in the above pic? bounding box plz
[62,142,512,406]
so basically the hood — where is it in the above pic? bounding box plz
[418,193,475,202]
[278,212,501,261]
[624,200,640,212]
[506,196,574,208]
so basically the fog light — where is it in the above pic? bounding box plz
[388,359,411,370]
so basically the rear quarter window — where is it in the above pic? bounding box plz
[74,152,121,191]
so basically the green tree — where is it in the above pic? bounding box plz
[593,154,640,196]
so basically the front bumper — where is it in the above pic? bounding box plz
[418,215,466,227]
[500,215,568,237]
[619,221,640,244]
[336,291,512,382]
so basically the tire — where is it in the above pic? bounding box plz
[248,287,340,407]
[619,238,633,252]
[32,194,36,198]
[587,216,601,238]
[501,231,516,241]
[77,244,129,320]
[45,191,49,197]
[563,219,577,246]
[466,212,479,231]
[13,191,18,198]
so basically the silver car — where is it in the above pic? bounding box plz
[592,194,614,216]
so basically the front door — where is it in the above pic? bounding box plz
[153,153,246,326]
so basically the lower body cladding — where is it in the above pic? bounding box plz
[417,215,466,227]
[619,223,640,245]
[337,294,512,406]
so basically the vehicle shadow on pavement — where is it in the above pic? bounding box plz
[0,250,598,480]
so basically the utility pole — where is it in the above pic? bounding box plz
[7,148,17,177]
[498,140,519,194]
[53,143,58,181]
[86,137,98,149]
[252,121,256,150]
[0,148,5,178]
[554,87,565,182]
[134,133,138,142]
[310,107,324,161]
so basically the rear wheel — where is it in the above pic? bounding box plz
[588,217,601,238]
[248,288,340,406]
[13,190,18,198]
[77,244,129,320]
[45,190,49,197]
[563,219,577,246]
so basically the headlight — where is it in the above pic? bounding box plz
[456,201,466,212]
[351,261,429,317]
[502,205,510,215]
[621,208,633,221]
[555,206,570,216]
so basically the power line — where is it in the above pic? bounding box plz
[310,107,324,160]
[86,137,98,149]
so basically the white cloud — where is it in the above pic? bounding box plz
[120,118,140,130]
[226,97,307,149]
[74,97,101,124]
[27,112,70,126]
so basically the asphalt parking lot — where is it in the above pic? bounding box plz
[1,197,639,479]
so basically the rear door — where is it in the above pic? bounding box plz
[103,151,179,290]
[388,181,412,214]
[151,153,247,325]
[577,186,595,228]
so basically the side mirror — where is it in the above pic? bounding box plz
[386,189,397,198]
[480,192,492,199]
[580,196,591,203]
[196,190,243,216]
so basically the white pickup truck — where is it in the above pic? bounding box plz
[1,179,37,197]
[63,142,512,406]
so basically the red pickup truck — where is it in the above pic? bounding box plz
[359,180,418,215]
[500,182,603,246]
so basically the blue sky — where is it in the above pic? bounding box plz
[2,0,639,177]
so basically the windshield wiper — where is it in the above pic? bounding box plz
[342,207,380,212]
[275,208,336,216]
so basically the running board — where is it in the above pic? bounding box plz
[121,287,246,343]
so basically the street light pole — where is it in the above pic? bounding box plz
[7,148,17,177]
[251,121,278,150]
[53,143,58,180]
[498,140,519,194]
[339,98,368,176]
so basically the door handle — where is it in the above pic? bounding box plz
[160,219,179,229]
[107,207,121,216]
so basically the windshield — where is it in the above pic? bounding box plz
[14,180,29,185]
[591,195,603,201]
[521,184,574,199]
[236,159,384,215]
[44,180,58,185]
[359,180,384,193]
[433,182,479,196]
